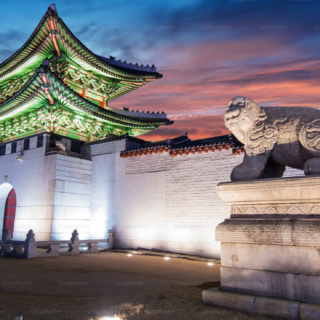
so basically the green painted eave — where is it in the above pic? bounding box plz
[0,7,162,90]
[0,66,171,130]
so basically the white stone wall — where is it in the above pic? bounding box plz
[83,140,126,158]
[0,145,92,241]
[90,141,304,258]
[0,135,305,255]
[0,145,55,241]
[90,146,242,257]
[51,154,92,241]
[123,150,244,257]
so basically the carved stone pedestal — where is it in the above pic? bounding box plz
[203,176,320,319]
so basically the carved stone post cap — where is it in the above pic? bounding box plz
[70,229,79,242]
[26,229,36,242]
[2,229,11,240]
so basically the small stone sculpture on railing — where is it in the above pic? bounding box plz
[0,229,113,259]
[68,229,80,255]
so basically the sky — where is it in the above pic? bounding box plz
[0,0,319,141]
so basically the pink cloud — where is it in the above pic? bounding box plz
[110,39,320,141]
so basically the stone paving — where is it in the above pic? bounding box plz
[0,252,220,297]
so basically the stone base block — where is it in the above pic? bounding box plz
[221,266,320,304]
[255,297,300,319]
[300,303,320,320]
[203,287,255,313]
[221,243,320,276]
[203,288,320,320]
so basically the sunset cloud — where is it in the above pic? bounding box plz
[1,0,319,141]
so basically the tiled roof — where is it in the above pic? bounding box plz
[83,134,146,146]
[120,133,245,158]
[143,133,190,148]
[96,55,162,78]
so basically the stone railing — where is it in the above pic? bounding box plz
[0,229,113,259]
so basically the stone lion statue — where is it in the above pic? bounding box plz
[225,96,320,181]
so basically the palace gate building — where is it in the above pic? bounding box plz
[0,4,303,257]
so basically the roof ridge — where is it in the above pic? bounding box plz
[0,10,50,73]
[56,16,162,79]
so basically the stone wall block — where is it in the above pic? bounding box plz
[300,303,320,320]
[203,287,255,312]
[293,221,320,246]
[255,297,300,319]
[221,243,320,275]
[216,219,293,245]
[221,266,320,304]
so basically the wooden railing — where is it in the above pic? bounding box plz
[0,229,113,259]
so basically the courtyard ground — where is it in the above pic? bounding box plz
[0,252,285,320]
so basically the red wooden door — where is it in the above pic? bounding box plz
[3,189,16,237]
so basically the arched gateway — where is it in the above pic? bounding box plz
[0,183,16,238]
[3,189,16,236]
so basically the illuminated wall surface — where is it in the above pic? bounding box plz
[88,140,302,257]
[0,133,303,257]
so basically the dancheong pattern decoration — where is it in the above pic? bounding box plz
[0,4,172,143]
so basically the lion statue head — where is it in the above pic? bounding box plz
[225,97,278,155]
[225,97,263,143]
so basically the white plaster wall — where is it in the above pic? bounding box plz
[90,142,304,258]
[90,152,127,240]
[90,147,243,258]
[51,154,92,241]
[0,135,304,253]
[0,147,92,241]
[0,146,56,241]
[124,150,244,258]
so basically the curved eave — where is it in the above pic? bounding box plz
[56,16,162,80]
[0,12,49,74]
[49,70,171,127]
[0,36,56,83]
[0,7,162,84]
[0,67,172,129]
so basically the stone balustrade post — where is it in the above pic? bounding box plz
[46,244,60,256]
[25,230,36,258]
[108,230,114,249]
[87,242,98,253]
[2,229,11,255]
[68,230,80,255]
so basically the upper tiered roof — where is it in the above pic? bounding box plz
[0,4,172,142]
[0,4,162,86]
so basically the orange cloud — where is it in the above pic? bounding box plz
[110,39,320,142]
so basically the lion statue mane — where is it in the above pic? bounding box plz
[225,96,320,181]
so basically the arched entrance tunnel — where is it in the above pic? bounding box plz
[0,182,16,238]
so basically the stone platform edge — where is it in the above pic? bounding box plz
[111,249,221,264]
[203,287,320,320]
